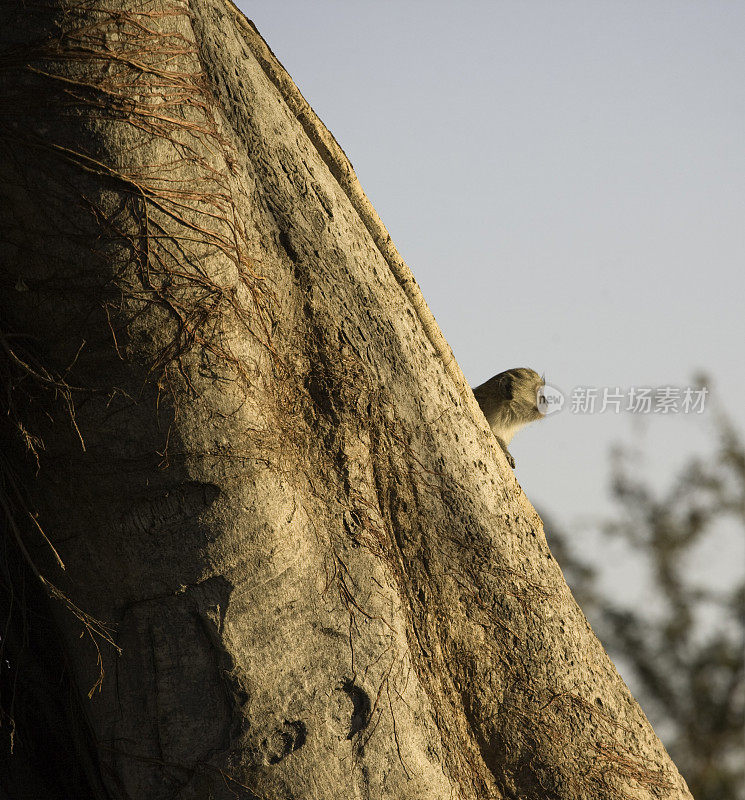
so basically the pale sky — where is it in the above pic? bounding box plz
[242,1,744,600]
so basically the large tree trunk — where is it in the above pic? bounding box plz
[0,2,691,798]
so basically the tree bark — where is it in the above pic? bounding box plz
[0,2,692,798]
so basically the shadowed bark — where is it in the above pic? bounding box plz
[0,2,692,798]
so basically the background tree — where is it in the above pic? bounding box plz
[550,400,744,800]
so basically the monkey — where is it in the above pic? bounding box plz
[472,367,545,468]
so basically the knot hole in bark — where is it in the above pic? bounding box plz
[341,679,371,740]
[261,720,306,765]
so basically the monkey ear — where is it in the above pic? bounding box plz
[502,373,515,401]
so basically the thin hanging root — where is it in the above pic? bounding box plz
[0,483,120,697]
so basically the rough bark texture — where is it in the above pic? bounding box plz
[0,2,692,799]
